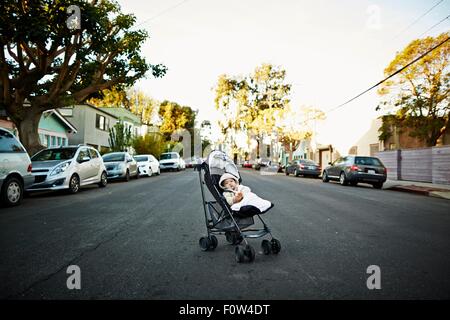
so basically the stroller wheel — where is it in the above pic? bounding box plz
[209,235,218,250]
[271,238,281,254]
[261,240,271,255]
[199,236,211,251]
[235,246,245,263]
[244,245,256,262]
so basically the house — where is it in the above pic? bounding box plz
[0,109,77,149]
[97,107,144,137]
[38,109,77,147]
[347,118,383,157]
[379,116,450,150]
[58,103,118,153]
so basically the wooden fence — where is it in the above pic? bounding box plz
[376,146,450,185]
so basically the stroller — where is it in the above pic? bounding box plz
[195,150,281,263]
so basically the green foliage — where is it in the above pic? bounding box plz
[214,63,292,156]
[88,86,159,125]
[131,132,167,158]
[108,121,132,152]
[0,0,167,152]
[158,100,197,140]
[377,32,450,146]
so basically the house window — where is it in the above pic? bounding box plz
[51,136,56,147]
[96,114,106,131]
[57,137,62,146]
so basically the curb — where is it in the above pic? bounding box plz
[386,185,450,200]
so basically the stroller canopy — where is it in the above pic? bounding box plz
[205,150,241,182]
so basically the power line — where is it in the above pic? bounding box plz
[327,36,450,114]
[393,0,445,39]
[133,0,190,29]
[418,14,450,38]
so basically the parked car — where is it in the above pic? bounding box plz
[322,156,387,189]
[242,160,253,168]
[102,152,139,181]
[134,154,160,177]
[28,145,108,194]
[159,152,185,171]
[185,156,201,168]
[254,158,271,171]
[0,128,34,206]
[285,159,321,178]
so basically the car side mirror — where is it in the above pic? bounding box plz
[328,162,332,165]
[127,159,132,163]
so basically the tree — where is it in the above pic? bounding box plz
[377,32,450,146]
[158,100,196,138]
[132,132,166,157]
[88,86,160,125]
[108,121,131,152]
[214,63,291,157]
[0,0,167,154]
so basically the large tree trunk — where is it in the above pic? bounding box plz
[15,111,44,156]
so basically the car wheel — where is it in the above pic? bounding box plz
[124,170,130,182]
[68,174,80,194]
[135,170,139,179]
[1,177,23,207]
[339,172,348,186]
[322,171,329,182]
[285,169,289,176]
[295,169,300,177]
[373,182,383,189]
[98,171,107,188]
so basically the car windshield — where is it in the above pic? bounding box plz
[355,157,382,166]
[134,156,148,162]
[300,160,316,165]
[102,153,125,162]
[31,148,77,161]
[160,153,177,160]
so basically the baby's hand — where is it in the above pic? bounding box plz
[233,192,243,203]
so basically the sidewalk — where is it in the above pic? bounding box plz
[384,179,450,200]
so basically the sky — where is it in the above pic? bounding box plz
[118,0,450,154]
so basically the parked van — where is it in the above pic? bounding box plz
[0,128,34,206]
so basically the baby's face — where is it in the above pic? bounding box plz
[223,178,237,190]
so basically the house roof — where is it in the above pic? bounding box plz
[43,109,78,133]
[82,102,119,119]
[97,107,141,125]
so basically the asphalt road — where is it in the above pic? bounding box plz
[1,168,449,299]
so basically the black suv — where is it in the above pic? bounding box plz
[322,156,387,189]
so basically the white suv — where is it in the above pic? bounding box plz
[0,128,34,206]
[27,145,108,194]
[159,152,185,171]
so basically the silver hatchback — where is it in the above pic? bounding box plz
[0,128,34,207]
[28,146,108,193]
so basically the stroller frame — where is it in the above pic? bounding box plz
[195,154,281,262]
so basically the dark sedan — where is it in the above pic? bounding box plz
[285,159,321,178]
[322,156,387,189]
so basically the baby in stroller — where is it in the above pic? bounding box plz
[219,173,272,213]
[197,150,281,263]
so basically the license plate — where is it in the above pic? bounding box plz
[309,166,315,170]
[368,170,375,174]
